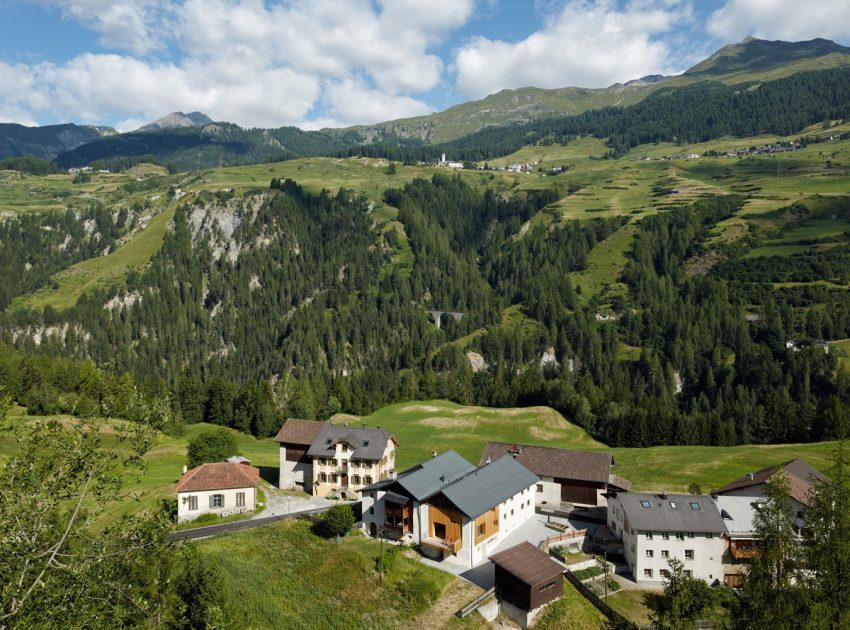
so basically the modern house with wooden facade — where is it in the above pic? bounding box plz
[275,419,398,497]
[362,451,539,568]
[491,542,566,628]
[479,442,630,508]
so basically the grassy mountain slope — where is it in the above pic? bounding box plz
[339,38,850,144]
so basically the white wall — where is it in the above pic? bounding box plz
[177,486,256,523]
[279,445,312,489]
[607,494,724,585]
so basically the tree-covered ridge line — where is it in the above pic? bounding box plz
[12,67,846,174]
[1,175,847,450]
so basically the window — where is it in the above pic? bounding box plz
[365,476,373,485]
[341,443,348,452]
[369,506,374,515]
[706,532,714,539]
[644,569,653,578]
[670,501,678,509]
[188,496,198,511]
[685,550,694,560]
[331,474,338,483]
[478,523,485,536]
[689,502,701,510]
[646,550,654,558]
[676,533,685,541]
[661,550,669,559]
[353,475,361,485]
[685,570,693,578]
[210,494,224,509]
[539,581,556,592]
[662,533,669,540]
[236,492,246,507]
[537,484,543,493]
[660,569,670,578]
[510,509,514,516]
[687,532,695,539]
[645,532,653,540]
[640,500,651,508]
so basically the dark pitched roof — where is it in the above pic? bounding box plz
[490,542,565,586]
[480,441,617,486]
[617,492,726,533]
[306,424,396,461]
[361,450,475,501]
[608,473,632,492]
[177,462,259,493]
[713,459,828,506]
[274,418,327,446]
[439,455,539,519]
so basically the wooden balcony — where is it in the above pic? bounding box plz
[730,545,757,560]
[422,536,462,555]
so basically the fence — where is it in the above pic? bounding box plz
[455,587,496,619]
[541,528,587,552]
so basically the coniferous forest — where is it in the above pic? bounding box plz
[3,173,848,448]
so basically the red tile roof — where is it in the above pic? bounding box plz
[273,418,327,446]
[177,462,260,493]
[713,459,827,506]
[490,542,565,586]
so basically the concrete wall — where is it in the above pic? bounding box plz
[177,486,256,523]
[279,445,312,489]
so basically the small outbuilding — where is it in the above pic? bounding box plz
[490,542,566,628]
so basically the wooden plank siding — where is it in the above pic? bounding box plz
[428,504,464,550]
[558,478,604,505]
[474,507,499,546]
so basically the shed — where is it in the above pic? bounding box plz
[490,542,565,612]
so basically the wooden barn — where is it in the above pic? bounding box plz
[490,542,565,620]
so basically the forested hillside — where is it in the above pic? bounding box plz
[3,173,847,448]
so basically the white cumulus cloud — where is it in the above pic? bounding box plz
[3,0,476,129]
[708,0,850,43]
[453,0,692,98]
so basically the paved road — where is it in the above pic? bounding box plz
[169,505,334,541]
[171,498,364,541]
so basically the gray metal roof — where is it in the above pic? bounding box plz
[439,455,539,519]
[715,495,759,536]
[396,451,477,501]
[306,424,395,461]
[617,492,726,534]
[360,450,475,501]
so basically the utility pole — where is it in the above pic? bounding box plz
[603,551,609,599]
[379,529,384,584]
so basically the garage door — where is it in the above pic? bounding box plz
[560,483,598,506]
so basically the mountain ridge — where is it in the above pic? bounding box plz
[137,111,214,133]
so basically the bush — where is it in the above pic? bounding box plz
[186,428,237,468]
[573,565,605,580]
[320,504,355,540]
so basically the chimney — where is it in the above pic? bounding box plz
[485,457,491,465]
[432,449,438,458]
[660,491,667,500]
[182,465,187,474]
[745,472,754,481]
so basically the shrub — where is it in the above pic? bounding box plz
[320,504,355,540]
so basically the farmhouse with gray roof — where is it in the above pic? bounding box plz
[607,491,727,585]
[362,451,539,568]
[275,418,397,497]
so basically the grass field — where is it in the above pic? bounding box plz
[340,400,838,493]
[532,582,607,629]
[607,589,655,625]
[2,400,838,522]
[193,519,476,630]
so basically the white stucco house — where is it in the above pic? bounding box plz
[176,461,260,523]
[607,491,727,585]
[275,418,397,498]
[362,451,539,568]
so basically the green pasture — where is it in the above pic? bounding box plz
[194,519,461,630]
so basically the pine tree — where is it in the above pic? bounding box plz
[737,472,805,630]
[803,438,850,629]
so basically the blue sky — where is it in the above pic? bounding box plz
[0,0,849,131]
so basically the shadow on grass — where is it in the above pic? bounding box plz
[258,465,278,484]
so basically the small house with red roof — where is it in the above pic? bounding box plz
[176,461,260,523]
